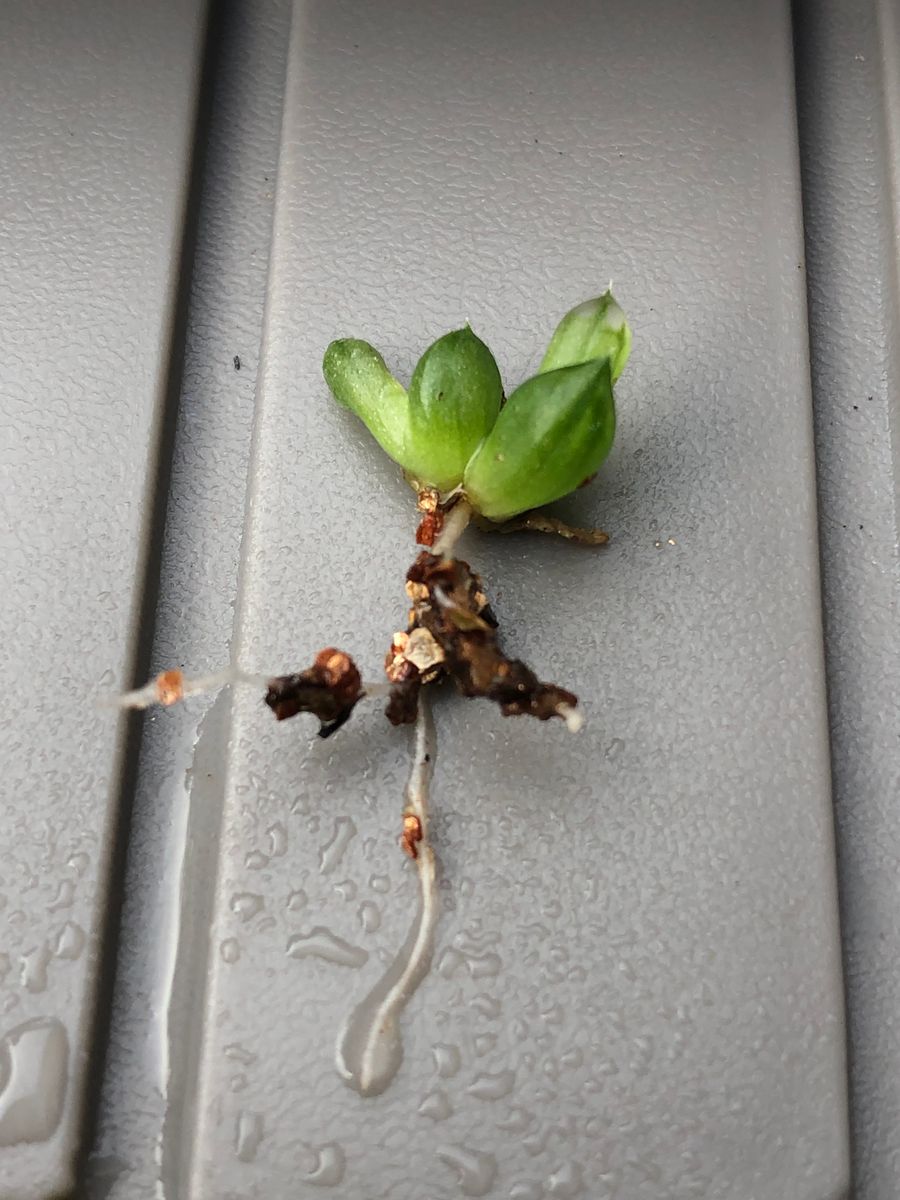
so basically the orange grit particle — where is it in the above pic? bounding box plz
[155,669,184,706]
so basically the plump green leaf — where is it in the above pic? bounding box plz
[323,338,411,467]
[539,290,631,381]
[463,357,615,520]
[405,326,503,490]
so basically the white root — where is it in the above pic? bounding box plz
[106,666,268,710]
[350,692,439,1091]
[557,703,584,733]
[107,666,391,711]
[334,694,440,1096]
[432,498,472,558]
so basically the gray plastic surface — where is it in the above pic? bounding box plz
[0,3,207,1197]
[160,2,848,1197]
[795,1,900,1196]
[85,4,291,1196]
[10,0,894,1196]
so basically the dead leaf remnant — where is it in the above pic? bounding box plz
[386,552,578,727]
[265,648,363,738]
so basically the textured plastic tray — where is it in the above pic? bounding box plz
[4,0,899,1197]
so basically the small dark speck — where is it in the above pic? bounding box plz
[558,150,564,155]
[859,524,864,530]
[424,754,431,762]
[353,42,358,48]
[534,137,539,143]
[233,355,241,370]
[868,395,873,401]
[853,404,858,410]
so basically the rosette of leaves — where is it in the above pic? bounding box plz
[323,291,631,521]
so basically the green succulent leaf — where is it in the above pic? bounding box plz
[539,290,631,382]
[323,338,411,468]
[463,357,615,521]
[405,326,504,491]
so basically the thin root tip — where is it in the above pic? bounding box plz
[559,704,584,733]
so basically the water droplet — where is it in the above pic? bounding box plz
[224,1043,257,1066]
[547,1161,584,1197]
[523,1129,549,1156]
[287,888,308,912]
[473,1033,497,1056]
[436,1145,498,1197]
[559,1048,583,1071]
[433,1043,461,1078]
[369,874,390,894]
[318,817,357,874]
[333,879,357,902]
[67,852,90,876]
[234,1111,264,1162]
[418,1089,452,1120]
[230,893,264,922]
[287,928,368,969]
[468,952,501,979]
[617,958,636,982]
[47,880,75,913]
[302,1141,345,1187]
[220,938,241,964]
[266,821,288,858]
[497,1107,533,1133]
[510,1183,543,1200]
[20,944,51,994]
[0,1017,69,1146]
[471,993,502,1019]
[467,1069,516,1100]
[52,922,85,961]
[438,948,465,978]
[540,1003,564,1026]
[605,737,625,761]
[632,1034,654,1073]
[358,901,381,933]
[245,850,269,870]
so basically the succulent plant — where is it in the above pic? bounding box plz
[324,290,630,520]
[118,287,635,1096]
